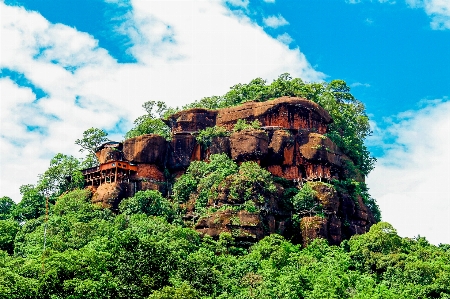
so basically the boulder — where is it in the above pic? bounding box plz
[96,148,124,164]
[230,129,269,161]
[297,132,342,166]
[300,216,328,247]
[92,182,131,210]
[123,134,167,165]
[195,210,264,243]
[168,133,197,170]
[268,130,294,164]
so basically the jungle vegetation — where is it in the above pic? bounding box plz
[1,75,446,298]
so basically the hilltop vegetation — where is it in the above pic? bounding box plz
[1,190,450,298]
[1,74,448,298]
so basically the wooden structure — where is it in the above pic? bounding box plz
[82,160,137,187]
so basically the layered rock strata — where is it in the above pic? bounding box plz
[82,97,375,245]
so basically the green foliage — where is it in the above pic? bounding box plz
[173,154,276,215]
[183,73,375,176]
[0,219,19,254]
[0,197,16,220]
[290,182,320,216]
[232,119,262,132]
[75,127,109,166]
[125,101,173,140]
[36,153,84,198]
[195,125,229,147]
[14,184,45,221]
[1,186,449,299]
[119,190,177,222]
[333,179,381,222]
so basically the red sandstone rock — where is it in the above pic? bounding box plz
[216,97,332,133]
[123,134,167,165]
[195,210,264,242]
[230,129,269,161]
[297,132,342,166]
[133,164,165,181]
[164,108,217,133]
[96,147,124,164]
[92,182,131,210]
[300,216,328,247]
[310,181,339,213]
[168,133,197,169]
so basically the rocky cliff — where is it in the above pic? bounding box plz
[84,97,376,246]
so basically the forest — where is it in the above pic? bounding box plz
[0,74,449,299]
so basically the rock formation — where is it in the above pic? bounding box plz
[81,97,376,245]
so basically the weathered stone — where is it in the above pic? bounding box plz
[92,182,131,210]
[216,97,332,133]
[209,136,231,156]
[96,147,124,164]
[268,129,294,164]
[164,108,217,134]
[297,132,342,166]
[195,210,264,242]
[230,129,269,161]
[168,133,197,170]
[310,182,339,214]
[123,134,167,165]
[300,216,328,247]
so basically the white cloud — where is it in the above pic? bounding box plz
[350,82,371,87]
[367,99,450,245]
[276,33,293,45]
[262,0,276,3]
[0,2,324,201]
[263,15,289,28]
[418,0,450,29]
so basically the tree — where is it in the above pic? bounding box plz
[0,197,16,220]
[125,101,172,140]
[36,153,84,198]
[14,185,45,221]
[75,127,109,166]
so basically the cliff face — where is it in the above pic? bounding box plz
[83,97,375,246]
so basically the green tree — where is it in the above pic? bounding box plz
[14,185,45,221]
[125,101,172,140]
[75,127,109,166]
[0,219,19,254]
[0,197,16,220]
[36,153,84,198]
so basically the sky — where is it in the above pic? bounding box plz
[0,0,449,244]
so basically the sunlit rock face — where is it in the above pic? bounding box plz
[83,97,375,246]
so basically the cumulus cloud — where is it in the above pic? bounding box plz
[0,1,324,201]
[262,0,276,3]
[263,14,289,28]
[406,0,450,29]
[367,99,450,245]
[276,33,293,44]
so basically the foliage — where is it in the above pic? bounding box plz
[195,125,229,147]
[173,154,276,214]
[184,73,375,176]
[232,119,262,132]
[125,101,173,140]
[14,184,46,222]
[1,186,449,298]
[119,190,178,222]
[36,153,84,198]
[333,179,381,222]
[290,182,320,217]
[0,197,16,220]
[75,127,109,166]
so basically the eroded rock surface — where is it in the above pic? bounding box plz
[82,97,376,246]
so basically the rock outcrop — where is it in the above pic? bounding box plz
[82,97,376,246]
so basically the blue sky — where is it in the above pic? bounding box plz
[1,0,449,244]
